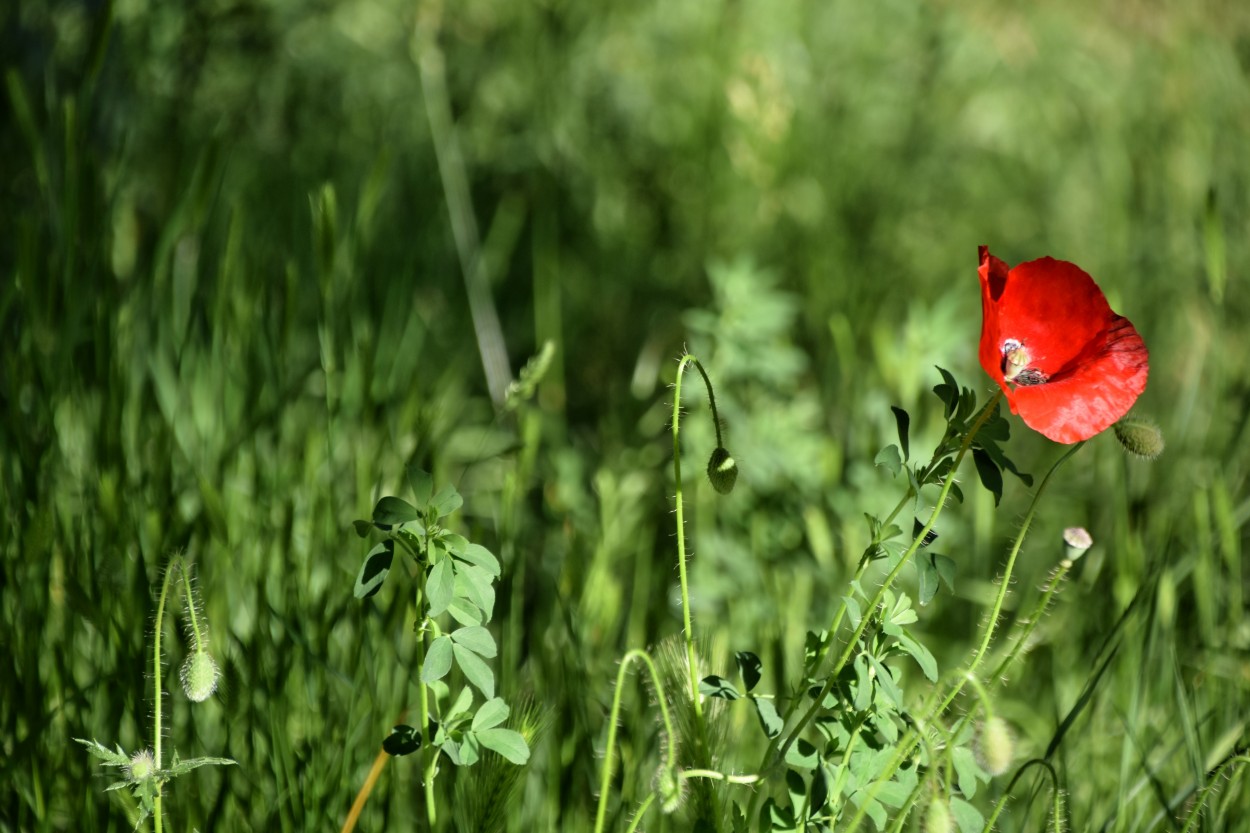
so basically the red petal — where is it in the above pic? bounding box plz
[977,248,1149,443]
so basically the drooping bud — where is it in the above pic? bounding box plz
[976,716,1015,777]
[180,650,220,703]
[706,447,738,495]
[1113,416,1164,460]
[921,795,954,833]
[655,765,686,814]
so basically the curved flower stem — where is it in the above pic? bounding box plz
[670,353,727,811]
[394,528,437,828]
[756,392,1003,795]
[593,649,677,833]
[842,440,1086,833]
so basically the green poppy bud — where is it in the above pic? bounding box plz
[706,447,738,495]
[181,650,220,703]
[1113,416,1164,460]
[128,749,156,782]
[977,716,1015,777]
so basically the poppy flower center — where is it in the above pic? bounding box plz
[1000,339,1047,387]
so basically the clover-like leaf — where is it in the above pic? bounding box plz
[422,635,453,683]
[426,558,455,616]
[451,626,497,658]
[477,727,530,764]
[354,540,395,599]
[453,643,495,699]
[472,697,510,732]
[373,496,419,527]
[700,675,742,700]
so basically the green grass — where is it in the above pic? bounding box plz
[3,0,1250,830]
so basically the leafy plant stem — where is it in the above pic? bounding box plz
[593,649,677,833]
[406,528,438,829]
[757,391,1003,798]
[843,440,1085,833]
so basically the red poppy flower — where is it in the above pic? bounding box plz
[978,246,1149,444]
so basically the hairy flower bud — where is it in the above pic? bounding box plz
[706,447,738,495]
[128,749,156,782]
[977,716,1015,777]
[1113,416,1164,460]
[181,650,220,703]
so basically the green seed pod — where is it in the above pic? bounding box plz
[181,650,220,703]
[706,447,738,495]
[977,716,1015,777]
[128,749,156,782]
[1113,417,1165,460]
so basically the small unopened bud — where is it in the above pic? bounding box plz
[977,716,1015,777]
[180,650,220,703]
[128,749,156,782]
[706,447,738,495]
[921,795,954,833]
[655,766,686,814]
[1113,417,1164,460]
[1062,527,1092,564]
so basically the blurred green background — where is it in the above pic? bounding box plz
[3,0,1250,829]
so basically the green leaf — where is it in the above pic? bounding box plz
[456,564,496,622]
[476,727,530,764]
[456,732,481,766]
[422,636,453,683]
[891,405,911,462]
[853,654,873,711]
[753,697,783,739]
[453,643,495,699]
[435,533,466,556]
[700,675,742,700]
[951,746,988,799]
[430,484,463,519]
[933,366,959,417]
[354,540,395,599]
[451,626,497,658]
[456,543,501,577]
[373,496,419,526]
[426,558,455,616]
[447,596,484,626]
[917,554,940,606]
[874,444,902,477]
[735,651,763,693]
[950,796,986,833]
[407,466,434,507]
[785,738,819,770]
[472,697,510,731]
[75,738,130,767]
[891,629,938,682]
[971,447,1003,506]
[448,685,475,720]
[867,655,902,710]
[352,519,372,538]
[163,755,237,776]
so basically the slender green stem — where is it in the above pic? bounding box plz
[413,531,437,830]
[593,649,677,833]
[178,565,205,652]
[152,557,182,833]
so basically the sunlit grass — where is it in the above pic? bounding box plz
[3,0,1249,829]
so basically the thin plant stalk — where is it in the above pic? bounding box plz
[593,649,677,833]
[150,557,183,833]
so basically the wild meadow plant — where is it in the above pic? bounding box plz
[592,249,1165,832]
[344,468,532,832]
[76,556,234,832]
